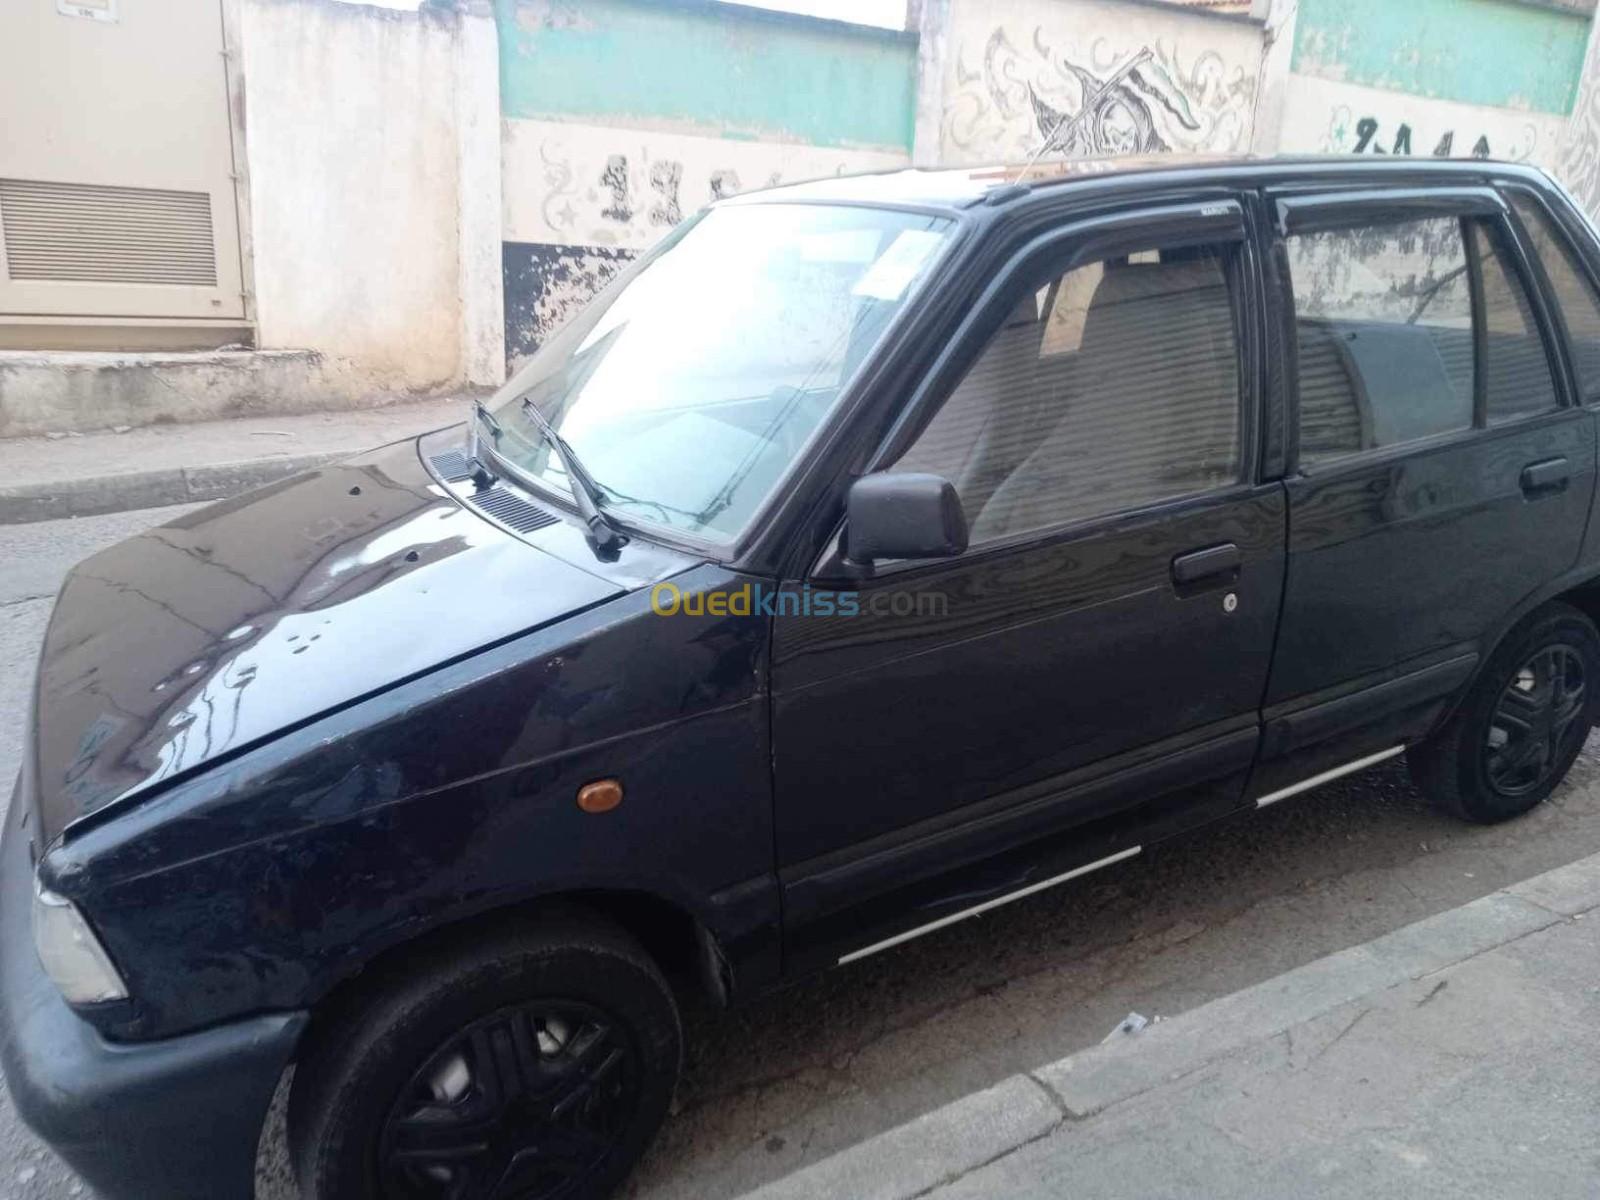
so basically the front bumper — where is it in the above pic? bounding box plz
[0,800,306,1200]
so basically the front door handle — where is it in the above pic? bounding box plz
[1521,457,1570,496]
[1172,542,1241,586]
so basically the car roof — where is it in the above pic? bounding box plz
[721,153,1558,214]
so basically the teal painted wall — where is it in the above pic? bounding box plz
[494,0,917,151]
[1291,0,1591,116]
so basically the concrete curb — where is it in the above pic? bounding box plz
[738,852,1600,1200]
[0,451,346,524]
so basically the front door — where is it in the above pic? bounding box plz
[1255,187,1597,794]
[771,200,1288,971]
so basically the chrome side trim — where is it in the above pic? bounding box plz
[836,845,1142,966]
[1254,745,1405,809]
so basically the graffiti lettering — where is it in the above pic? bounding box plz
[597,157,743,227]
[649,160,683,226]
[1347,116,1492,160]
[600,155,632,223]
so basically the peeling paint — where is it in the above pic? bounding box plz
[501,241,635,367]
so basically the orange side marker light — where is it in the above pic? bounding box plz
[577,779,623,814]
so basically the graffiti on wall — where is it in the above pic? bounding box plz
[1277,71,1565,183]
[503,119,907,251]
[544,144,780,246]
[499,117,910,362]
[942,26,1256,163]
[501,142,826,364]
[1559,15,1600,219]
[1322,107,1542,163]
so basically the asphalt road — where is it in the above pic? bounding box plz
[4,506,1600,1199]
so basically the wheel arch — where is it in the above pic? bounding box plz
[295,887,730,1063]
[1433,571,1600,731]
[1556,577,1600,655]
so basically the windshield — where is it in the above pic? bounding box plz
[487,203,954,542]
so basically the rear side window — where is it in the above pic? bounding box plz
[1287,214,1558,467]
[894,244,1242,545]
[1509,192,1600,401]
[1474,221,1560,423]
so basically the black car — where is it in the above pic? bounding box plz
[8,155,1600,1200]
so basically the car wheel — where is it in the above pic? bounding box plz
[288,908,681,1200]
[1409,602,1600,824]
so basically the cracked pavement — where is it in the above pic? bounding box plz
[3,505,1600,1199]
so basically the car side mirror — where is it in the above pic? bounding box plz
[846,472,968,565]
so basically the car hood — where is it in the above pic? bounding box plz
[29,434,697,841]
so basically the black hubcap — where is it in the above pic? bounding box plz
[1484,644,1588,798]
[379,1001,638,1200]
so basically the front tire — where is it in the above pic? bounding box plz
[288,909,681,1200]
[1409,602,1600,823]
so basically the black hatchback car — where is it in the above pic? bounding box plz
[8,155,1600,1200]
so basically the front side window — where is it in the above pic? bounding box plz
[487,204,953,542]
[1288,212,1558,467]
[894,244,1243,546]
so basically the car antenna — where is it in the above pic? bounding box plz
[1013,48,1152,186]
[1013,111,1073,187]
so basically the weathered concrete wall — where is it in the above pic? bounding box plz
[1293,0,1588,116]
[1560,11,1600,216]
[934,0,1265,165]
[240,0,504,398]
[1274,0,1592,172]
[495,0,918,365]
[0,349,346,438]
[455,2,509,390]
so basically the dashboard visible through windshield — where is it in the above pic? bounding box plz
[486,203,954,542]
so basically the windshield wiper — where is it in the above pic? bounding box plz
[467,399,504,487]
[517,396,628,560]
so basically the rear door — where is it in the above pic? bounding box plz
[1255,186,1596,796]
[1500,182,1600,569]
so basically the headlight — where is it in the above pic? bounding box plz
[32,881,127,1005]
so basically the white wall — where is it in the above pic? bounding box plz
[455,2,506,387]
[1277,74,1568,168]
[239,0,503,395]
[500,119,909,250]
[1561,13,1600,218]
[494,0,919,365]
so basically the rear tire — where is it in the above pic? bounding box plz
[1409,603,1600,824]
[288,908,681,1200]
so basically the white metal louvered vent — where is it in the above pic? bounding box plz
[0,178,218,286]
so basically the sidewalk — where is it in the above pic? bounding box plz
[741,853,1600,1200]
[0,396,468,524]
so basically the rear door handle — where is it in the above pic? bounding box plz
[1521,457,1570,496]
[1172,542,1241,586]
